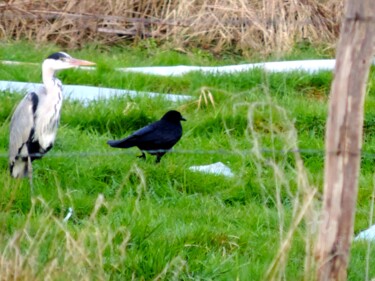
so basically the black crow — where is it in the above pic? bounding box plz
[107,110,186,163]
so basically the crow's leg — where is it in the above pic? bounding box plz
[137,152,146,160]
[155,152,166,163]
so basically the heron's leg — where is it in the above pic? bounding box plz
[137,152,146,160]
[27,156,34,194]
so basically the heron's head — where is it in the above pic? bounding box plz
[43,52,95,72]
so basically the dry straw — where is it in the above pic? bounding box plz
[0,0,342,55]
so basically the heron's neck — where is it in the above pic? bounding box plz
[42,66,58,89]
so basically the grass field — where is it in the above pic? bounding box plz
[0,41,374,280]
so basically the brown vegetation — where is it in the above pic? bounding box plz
[0,0,343,56]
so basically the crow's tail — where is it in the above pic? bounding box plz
[107,139,133,148]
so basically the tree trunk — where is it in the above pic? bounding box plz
[315,0,375,280]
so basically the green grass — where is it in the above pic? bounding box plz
[0,41,375,280]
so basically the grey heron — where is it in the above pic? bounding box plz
[9,52,95,181]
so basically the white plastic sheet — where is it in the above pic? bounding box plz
[0,81,191,102]
[120,60,337,76]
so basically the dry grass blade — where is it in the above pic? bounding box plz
[152,256,186,281]
[89,193,106,221]
[236,92,319,280]
[208,92,216,109]
[264,189,316,280]
[196,87,216,110]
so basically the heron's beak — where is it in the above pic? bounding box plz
[68,58,96,66]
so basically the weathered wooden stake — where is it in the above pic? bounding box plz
[315,0,375,280]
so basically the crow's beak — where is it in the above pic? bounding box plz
[68,58,96,66]
[181,116,187,121]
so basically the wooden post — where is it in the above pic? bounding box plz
[315,0,375,280]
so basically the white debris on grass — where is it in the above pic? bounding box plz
[63,207,74,223]
[189,162,234,177]
[0,81,191,103]
[354,224,375,241]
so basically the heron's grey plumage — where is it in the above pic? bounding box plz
[9,92,37,177]
[9,52,95,179]
[9,83,63,178]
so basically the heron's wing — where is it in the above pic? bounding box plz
[9,91,39,161]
